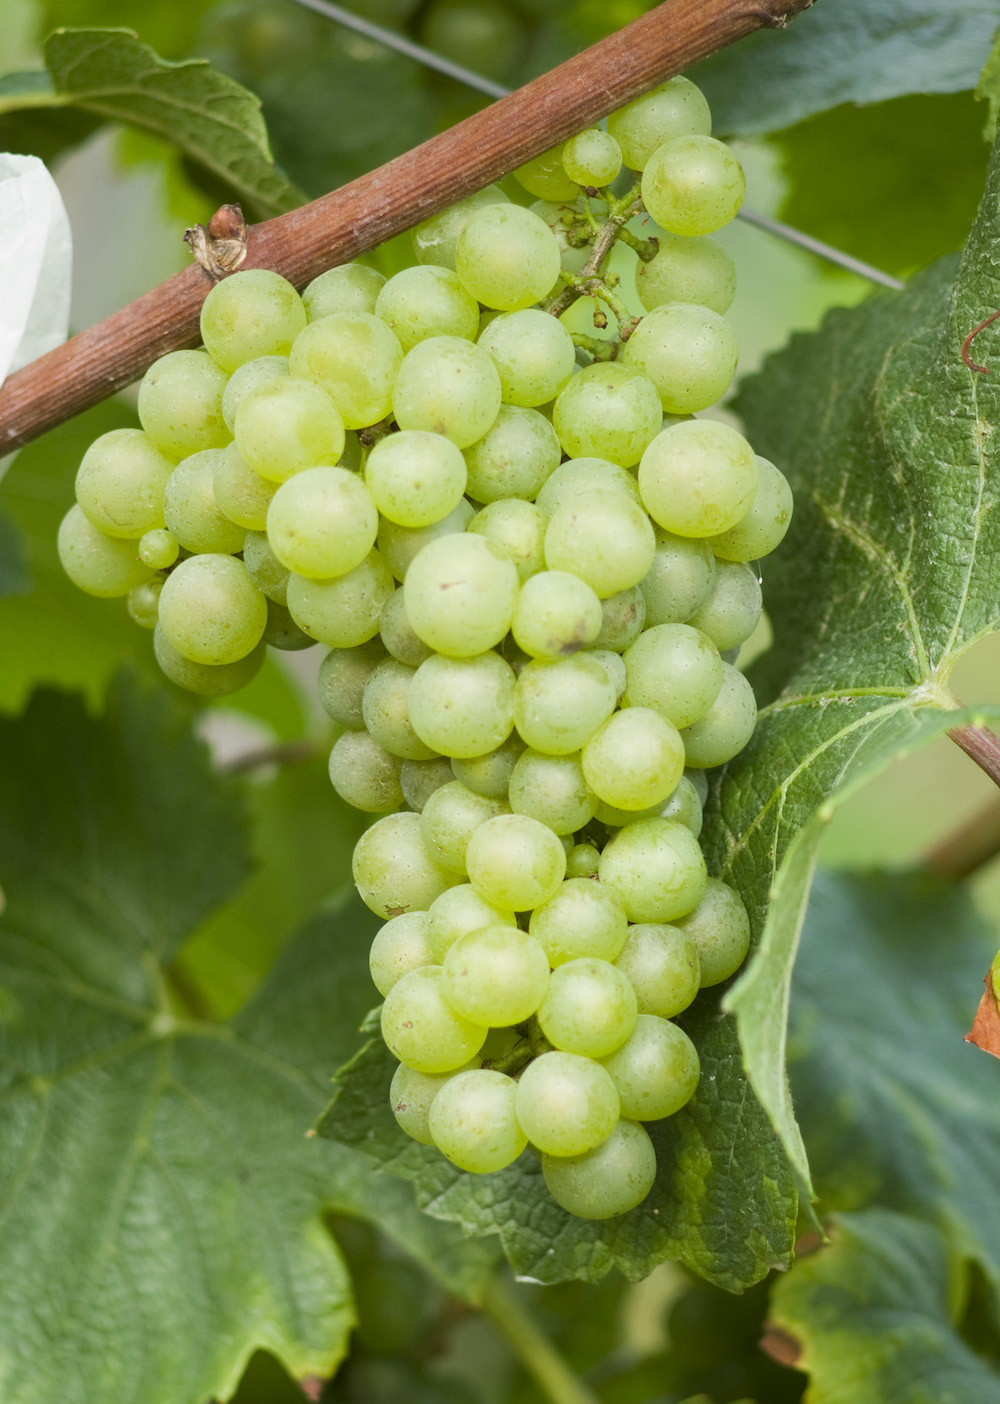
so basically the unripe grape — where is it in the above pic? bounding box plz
[75,429,175,540]
[707,457,794,562]
[267,466,379,580]
[465,813,567,911]
[607,76,712,171]
[303,263,386,320]
[353,812,455,919]
[562,129,623,188]
[641,136,746,236]
[638,420,758,538]
[328,730,404,815]
[393,336,502,448]
[138,350,228,459]
[412,185,509,270]
[200,268,305,372]
[369,911,434,995]
[542,1119,656,1219]
[514,1051,619,1157]
[455,205,562,312]
[374,265,480,351]
[512,143,580,201]
[466,499,547,583]
[404,532,519,658]
[553,364,662,468]
[380,965,486,1072]
[428,1068,527,1173]
[675,876,751,985]
[364,430,468,529]
[57,506,153,599]
[157,554,267,665]
[408,651,517,759]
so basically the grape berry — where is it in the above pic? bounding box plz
[59,76,791,1220]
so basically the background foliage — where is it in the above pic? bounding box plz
[3,1,1000,1401]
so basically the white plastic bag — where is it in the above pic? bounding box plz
[0,153,72,387]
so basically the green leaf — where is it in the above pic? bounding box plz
[789,869,1000,1292]
[976,20,1000,138]
[319,986,797,1292]
[692,1,1000,136]
[0,509,30,599]
[769,1209,1000,1401]
[717,133,1000,1193]
[0,28,304,216]
[0,681,498,1404]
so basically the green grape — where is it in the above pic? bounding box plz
[450,732,525,799]
[476,310,577,409]
[419,0,523,81]
[537,957,637,1058]
[676,876,751,985]
[639,528,717,625]
[513,1050,619,1156]
[638,419,758,538]
[390,1061,478,1147]
[463,403,562,503]
[507,749,597,835]
[365,430,468,529]
[541,1119,656,1219]
[589,648,628,700]
[426,883,516,962]
[374,265,480,351]
[138,528,179,570]
[400,756,455,813]
[635,233,736,316]
[512,143,581,202]
[153,625,265,696]
[442,925,549,1026]
[510,571,603,660]
[420,780,509,875]
[514,654,616,755]
[200,268,306,373]
[412,185,509,270]
[543,489,655,599]
[157,554,267,665]
[534,457,641,517]
[328,730,405,815]
[403,532,519,657]
[660,773,704,838]
[262,598,312,651]
[598,817,707,923]
[428,1068,527,1173]
[680,661,757,768]
[353,812,456,919]
[562,128,623,187]
[623,622,723,729]
[378,497,475,581]
[641,136,746,236]
[455,205,562,312]
[600,1013,699,1120]
[592,586,646,653]
[212,441,276,531]
[380,965,486,1072]
[581,707,686,812]
[465,813,566,911]
[138,350,229,459]
[552,364,662,468]
[466,499,547,583]
[75,428,175,540]
[163,450,248,555]
[607,76,712,172]
[362,658,438,761]
[317,638,388,727]
[303,263,386,320]
[408,650,517,759]
[707,456,794,562]
[234,376,346,483]
[528,878,628,967]
[57,506,152,598]
[380,587,433,668]
[621,303,739,413]
[565,842,601,879]
[289,311,403,430]
[221,354,290,433]
[285,548,394,648]
[266,466,378,579]
[369,911,434,995]
[614,922,701,1018]
[687,560,762,652]
[126,578,162,630]
[393,336,502,448]
[687,767,709,805]
[243,528,290,604]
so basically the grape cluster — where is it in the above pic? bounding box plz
[58,75,791,1220]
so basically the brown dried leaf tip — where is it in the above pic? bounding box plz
[184,203,248,280]
[965,967,1000,1057]
[760,1321,803,1369]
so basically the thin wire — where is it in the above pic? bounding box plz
[290,0,905,291]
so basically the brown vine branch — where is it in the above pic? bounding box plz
[0,0,816,454]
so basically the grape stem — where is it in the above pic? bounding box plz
[925,795,1000,881]
[546,190,646,336]
[0,0,818,453]
[481,1273,601,1404]
[948,721,1000,793]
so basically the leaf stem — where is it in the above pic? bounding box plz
[947,722,1000,791]
[481,1273,600,1404]
[924,796,1000,881]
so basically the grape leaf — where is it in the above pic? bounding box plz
[788,869,1000,1293]
[319,991,796,1292]
[0,28,304,217]
[0,680,498,1404]
[767,1209,1000,1401]
[715,132,1000,1194]
[693,0,1000,136]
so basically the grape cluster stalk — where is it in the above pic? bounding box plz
[58,75,792,1220]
